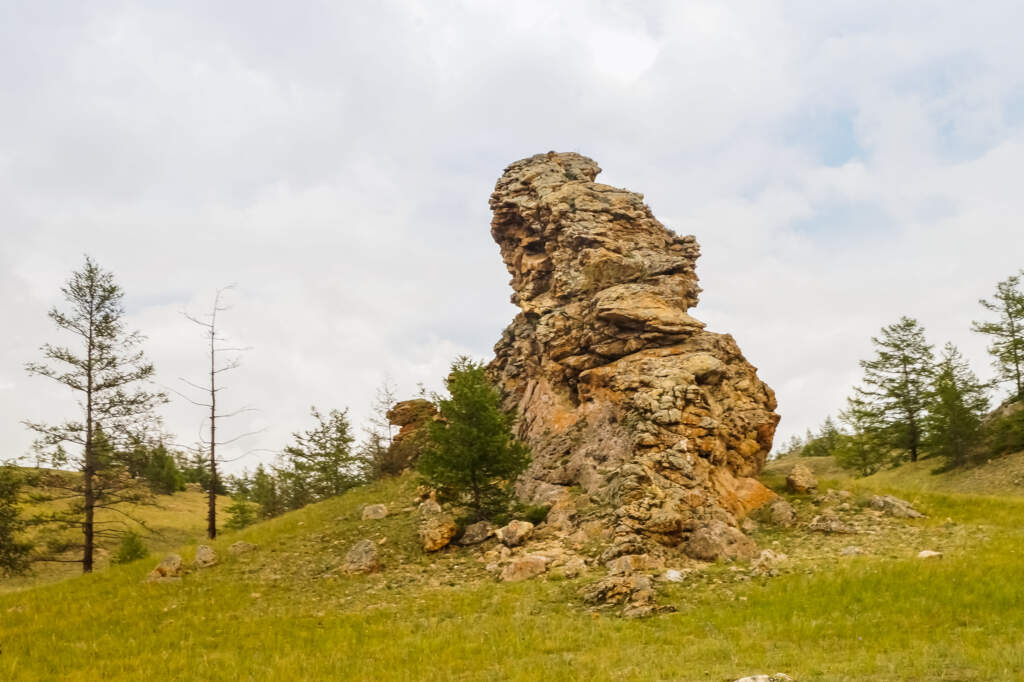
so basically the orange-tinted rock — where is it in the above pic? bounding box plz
[487,152,779,553]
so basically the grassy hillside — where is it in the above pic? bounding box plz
[764,451,1024,497]
[2,470,1023,680]
[2,473,229,593]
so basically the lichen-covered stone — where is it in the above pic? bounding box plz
[487,151,779,553]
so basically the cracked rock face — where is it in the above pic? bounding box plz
[488,151,780,555]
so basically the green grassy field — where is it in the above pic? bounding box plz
[2,466,1023,680]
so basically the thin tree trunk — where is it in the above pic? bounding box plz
[208,326,217,540]
[83,308,95,573]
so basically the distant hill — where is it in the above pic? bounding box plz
[763,450,1024,497]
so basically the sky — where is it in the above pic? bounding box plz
[3,1,1024,471]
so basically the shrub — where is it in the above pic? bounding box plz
[113,532,149,564]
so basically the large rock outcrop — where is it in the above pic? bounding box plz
[488,152,779,557]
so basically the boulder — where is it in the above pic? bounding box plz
[361,504,389,520]
[917,550,943,560]
[605,553,664,576]
[229,541,258,555]
[459,520,495,545]
[419,513,458,552]
[808,514,855,534]
[767,499,796,528]
[500,554,550,582]
[684,521,757,562]
[342,539,380,574]
[418,498,442,516]
[495,520,535,547]
[561,556,587,578]
[193,545,218,569]
[870,495,924,518]
[487,152,779,552]
[735,675,794,682]
[147,553,183,582]
[786,463,817,494]
[579,575,654,606]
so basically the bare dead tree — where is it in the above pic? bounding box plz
[177,286,259,539]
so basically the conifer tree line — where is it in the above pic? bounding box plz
[780,270,1024,475]
[1,257,437,573]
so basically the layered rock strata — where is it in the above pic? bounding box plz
[487,152,780,559]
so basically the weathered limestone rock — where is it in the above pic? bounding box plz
[495,520,535,547]
[684,520,757,562]
[459,520,495,545]
[342,539,380,574]
[362,503,389,520]
[767,499,797,528]
[786,463,817,494]
[193,545,217,569]
[500,554,549,582]
[418,498,442,516]
[735,674,794,682]
[229,541,258,555]
[147,553,183,582]
[808,514,855,534]
[870,495,924,519]
[382,399,437,473]
[917,549,943,560]
[419,513,458,552]
[487,152,778,555]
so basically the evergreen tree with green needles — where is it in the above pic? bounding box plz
[849,316,935,463]
[418,356,530,521]
[0,464,33,576]
[972,271,1024,403]
[24,256,166,572]
[924,343,990,468]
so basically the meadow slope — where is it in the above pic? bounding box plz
[2,465,1023,681]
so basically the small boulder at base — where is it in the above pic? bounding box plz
[786,463,817,494]
[735,674,794,682]
[193,545,218,569]
[684,521,757,562]
[459,520,495,545]
[342,539,380,573]
[229,541,258,555]
[870,494,924,519]
[917,550,943,560]
[495,520,535,547]
[418,498,442,516]
[808,514,855,534]
[500,554,549,582]
[419,513,458,552]
[767,499,796,528]
[147,553,183,582]
[362,504,389,520]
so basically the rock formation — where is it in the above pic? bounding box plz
[381,399,436,474]
[487,151,779,560]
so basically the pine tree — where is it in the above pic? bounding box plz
[836,397,890,476]
[143,442,186,494]
[972,271,1024,402]
[802,416,843,457]
[850,316,935,463]
[24,256,166,572]
[924,343,990,468]
[280,406,361,504]
[251,464,282,519]
[417,356,530,521]
[0,464,33,576]
[224,495,257,530]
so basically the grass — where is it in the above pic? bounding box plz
[2,472,1023,680]
[2,473,229,593]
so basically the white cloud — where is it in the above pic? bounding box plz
[2,1,1023,468]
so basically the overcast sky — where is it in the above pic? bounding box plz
[3,1,1024,471]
